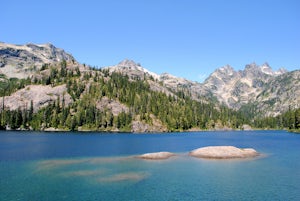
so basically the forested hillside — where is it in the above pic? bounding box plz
[0,61,247,131]
[0,60,299,132]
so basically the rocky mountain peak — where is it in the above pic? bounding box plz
[215,65,236,76]
[203,62,293,110]
[245,62,258,69]
[262,62,270,67]
[106,59,160,80]
[276,68,288,75]
[159,72,192,87]
[260,63,273,74]
[117,59,139,68]
[260,62,287,76]
[0,42,75,78]
[219,64,234,71]
[243,62,272,79]
[160,72,175,79]
[206,65,238,85]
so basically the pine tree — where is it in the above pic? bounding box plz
[295,108,300,129]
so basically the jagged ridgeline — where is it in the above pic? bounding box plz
[0,42,299,132]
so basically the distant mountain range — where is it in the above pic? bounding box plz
[105,58,299,117]
[0,42,299,131]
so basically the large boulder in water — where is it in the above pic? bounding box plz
[137,152,175,160]
[189,146,259,159]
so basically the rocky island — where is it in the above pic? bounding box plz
[189,146,259,159]
[136,152,176,160]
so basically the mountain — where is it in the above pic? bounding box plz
[105,59,211,102]
[0,42,299,131]
[104,59,160,80]
[202,62,299,117]
[0,42,75,78]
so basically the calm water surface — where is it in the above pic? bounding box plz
[0,130,299,200]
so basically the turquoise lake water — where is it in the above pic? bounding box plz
[0,130,300,201]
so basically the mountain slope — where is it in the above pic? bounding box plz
[202,62,299,117]
[0,42,75,78]
[203,63,288,108]
[255,70,300,116]
[104,59,211,102]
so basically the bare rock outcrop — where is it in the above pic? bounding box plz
[242,124,252,131]
[96,97,129,116]
[147,80,175,97]
[189,146,259,159]
[137,152,175,160]
[1,84,72,112]
[131,114,168,133]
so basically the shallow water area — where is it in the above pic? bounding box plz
[1,130,300,200]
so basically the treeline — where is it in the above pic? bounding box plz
[252,107,300,130]
[0,101,33,130]
[0,61,299,132]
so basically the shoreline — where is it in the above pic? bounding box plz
[0,128,288,134]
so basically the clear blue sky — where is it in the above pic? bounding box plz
[2,0,299,82]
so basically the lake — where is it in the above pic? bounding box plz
[0,130,300,201]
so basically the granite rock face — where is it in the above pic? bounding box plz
[96,97,129,116]
[1,84,72,112]
[189,146,259,159]
[131,114,168,133]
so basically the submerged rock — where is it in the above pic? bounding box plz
[137,152,175,160]
[189,146,259,159]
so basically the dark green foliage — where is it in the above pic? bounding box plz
[253,107,300,130]
[0,75,31,97]
[295,108,300,129]
[40,63,49,71]
[60,60,67,77]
